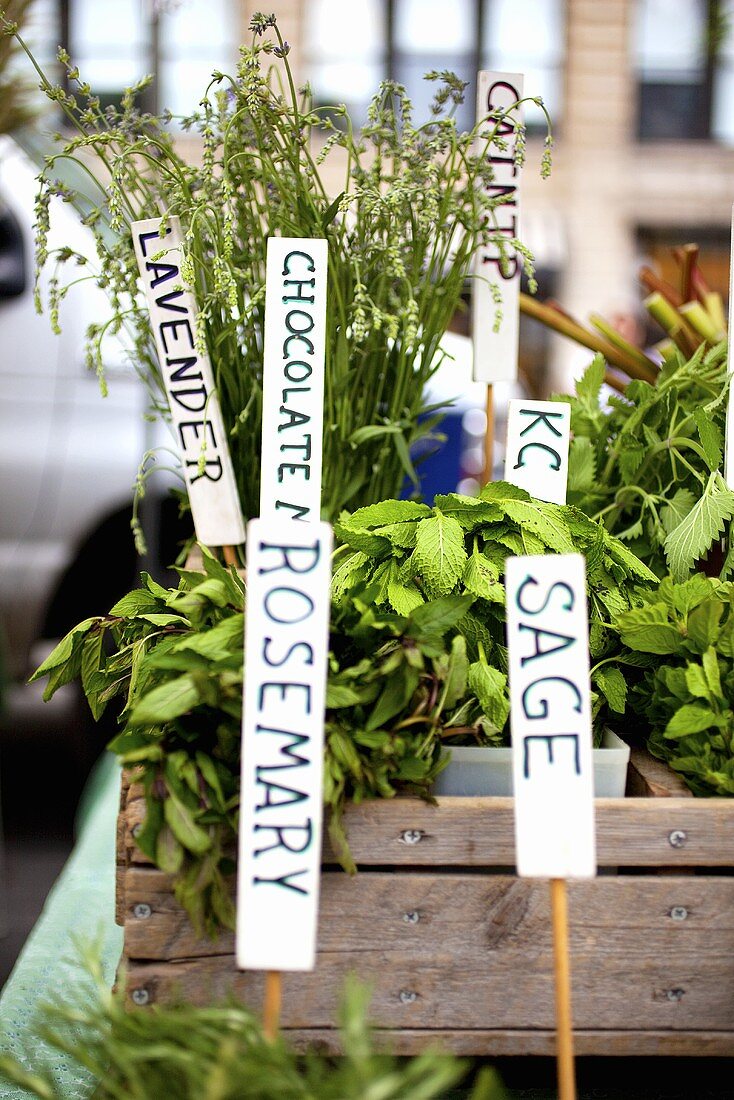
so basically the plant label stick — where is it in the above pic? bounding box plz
[724,204,734,486]
[132,217,245,548]
[505,552,596,1100]
[471,72,524,482]
[237,518,333,972]
[503,399,571,505]
[259,238,328,523]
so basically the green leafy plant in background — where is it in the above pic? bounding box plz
[560,342,734,581]
[2,10,552,536]
[31,488,657,933]
[0,938,505,1099]
[613,573,734,796]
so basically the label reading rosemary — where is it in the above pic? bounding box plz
[504,398,570,505]
[237,518,333,971]
[132,216,245,547]
[260,238,328,523]
[471,72,524,385]
[505,554,596,879]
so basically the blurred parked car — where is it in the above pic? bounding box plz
[0,132,191,766]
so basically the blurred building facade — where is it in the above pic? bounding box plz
[21,0,734,393]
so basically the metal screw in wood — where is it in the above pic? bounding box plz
[399,829,423,845]
[399,990,418,1004]
[133,903,152,920]
[403,910,421,924]
[668,829,687,848]
[131,988,150,1006]
[669,906,688,921]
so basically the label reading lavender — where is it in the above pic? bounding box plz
[236,518,333,971]
[504,399,571,505]
[132,217,245,547]
[472,72,524,384]
[259,238,328,523]
[505,554,596,879]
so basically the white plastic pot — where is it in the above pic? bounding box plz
[432,727,630,798]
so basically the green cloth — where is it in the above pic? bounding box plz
[0,750,124,1098]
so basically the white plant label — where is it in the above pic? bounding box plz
[724,204,734,486]
[259,238,328,523]
[504,399,571,505]
[237,518,333,971]
[472,71,524,384]
[505,553,596,879]
[132,217,245,547]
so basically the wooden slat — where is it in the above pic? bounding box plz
[120,933,734,1030]
[280,1028,734,1057]
[124,792,734,868]
[627,746,693,798]
[122,868,734,962]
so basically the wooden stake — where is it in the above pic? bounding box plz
[551,877,576,1100]
[483,385,494,486]
[222,544,239,567]
[263,969,282,1042]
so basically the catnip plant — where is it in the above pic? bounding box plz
[3,11,552,537]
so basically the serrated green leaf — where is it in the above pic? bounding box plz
[463,548,504,604]
[694,406,723,471]
[501,499,576,553]
[387,579,425,615]
[574,353,606,413]
[664,473,734,581]
[28,618,97,682]
[339,499,431,528]
[593,666,627,713]
[617,603,684,654]
[438,635,469,709]
[478,480,531,503]
[660,488,696,535]
[686,598,724,651]
[467,661,509,730]
[567,436,596,492]
[413,512,468,595]
[331,550,368,602]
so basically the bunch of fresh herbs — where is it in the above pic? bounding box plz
[560,343,734,581]
[613,572,734,796]
[3,11,552,535]
[31,487,657,932]
[0,938,504,1099]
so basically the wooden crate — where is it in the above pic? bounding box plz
[115,748,734,1056]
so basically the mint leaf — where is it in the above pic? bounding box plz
[617,604,684,654]
[463,548,504,604]
[593,666,627,713]
[664,472,734,581]
[340,499,431,528]
[664,703,720,737]
[467,661,509,731]
[413,511,468,596]
[501,500,575,553]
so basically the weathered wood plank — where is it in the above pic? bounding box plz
[123,793,734,867]
[120,940,734,1030]
[627,746,693,799]
[281,1028,734,1057]
[122,868,734,962]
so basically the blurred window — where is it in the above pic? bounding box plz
[304,0,565,131]
[635,0,734,142]
[62,0,237,119]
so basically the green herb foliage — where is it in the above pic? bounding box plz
[613,573,734,796]
[3,11,551,536]
[561,343,734,581]
[0,938,505,1099]
[31,488,656,935]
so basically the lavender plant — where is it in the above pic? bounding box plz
[3,11,552,535]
